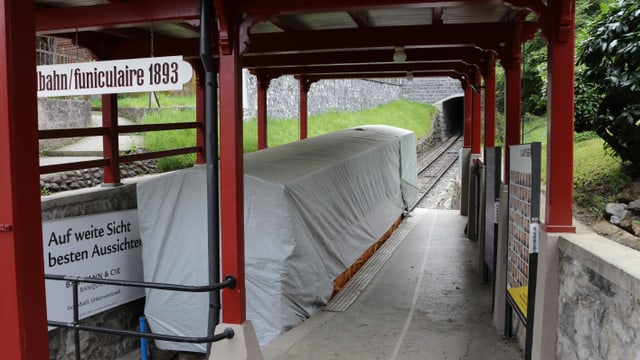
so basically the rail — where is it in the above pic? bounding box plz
[45,274,236,360]
[39,112,204,179]
[411,134,463,210]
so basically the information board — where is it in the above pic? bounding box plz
[506,143,541,307]
[43,210,144,326]
[483,147,501,274]
[506,142,541,360]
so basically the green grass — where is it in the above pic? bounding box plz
[522,113,548,181]
[140,99,435,172]
[511,113,633,219]
[140,107,198,172]
[243,100,435,152]
[91,92,196,108]
[573,137,632,215]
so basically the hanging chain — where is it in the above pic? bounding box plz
[75,28,79,62]
[150,24,155,58]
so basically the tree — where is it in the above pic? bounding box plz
[577,0,640,167]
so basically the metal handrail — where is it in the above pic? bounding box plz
[45,274,236,360]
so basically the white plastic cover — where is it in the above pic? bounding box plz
[136,125,417,351]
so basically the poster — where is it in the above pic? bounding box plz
[43,210,144,325]
[506,143,541,320]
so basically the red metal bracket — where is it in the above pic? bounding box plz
[214,0,234,55]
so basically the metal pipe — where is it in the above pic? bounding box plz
[140,317,149,360]
[47,321,234,344]
[72,281,80,360]
[44,274,236,292]
[200,0,221,356]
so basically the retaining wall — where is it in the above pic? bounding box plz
[556,232,640,359]
[243,71,461,119]
[39,99,91,151]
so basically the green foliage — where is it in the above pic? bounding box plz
[577,0,640,167]
[573,137,632,214]
[521,36,548,116]
[91,92,195,108]
[574,130,599,142]
[140,108,197,172]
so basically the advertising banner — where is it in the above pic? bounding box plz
[43,210,144,326]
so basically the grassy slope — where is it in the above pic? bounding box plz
[140,99,435,171]
[242,100,435,152]
[521,114,632,218]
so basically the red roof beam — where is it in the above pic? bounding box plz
[305,70,468,81]
[234,0,505,14]
[243,47,491,68]
[35,0,200,34]
[255,61,476,77]
[246,23,517,54]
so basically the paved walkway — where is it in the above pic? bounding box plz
[40,114,142,166]
[262,209,522,360]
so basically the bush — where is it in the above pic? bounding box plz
[577,0,640,167]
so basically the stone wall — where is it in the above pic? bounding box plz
[243,73,403,119]
[40,158,157,194]
[400,77,463,105]
[557,233,640,359]
[39,99,91,151]
[243,71,461,120]
[43,184,143,360]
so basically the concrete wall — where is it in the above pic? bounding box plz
[38,99,91,151]
[556,232,640,359]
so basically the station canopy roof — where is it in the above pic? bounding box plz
[35,0,541,81]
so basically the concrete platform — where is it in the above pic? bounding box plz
[263,209,522,360]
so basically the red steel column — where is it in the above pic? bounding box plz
[218,22,246,324]
[0,0,50,358]
[484,53,497,148]
[463,81,472,148]
[299,77,310,140]
[504,46,522,182]
[102,94,121,184]
[257,74,270,149]
[471,70,482,155]
[544,0,576,233]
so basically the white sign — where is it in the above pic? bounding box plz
[37,56,193,97]
[529,222,540,254]
[43,210,144,327]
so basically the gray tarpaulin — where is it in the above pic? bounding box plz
[136,125,417,351]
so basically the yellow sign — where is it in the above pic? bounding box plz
[508,286,528,319]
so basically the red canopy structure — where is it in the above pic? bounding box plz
[1,0,575,358]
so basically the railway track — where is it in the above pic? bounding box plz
[410,134,463,210]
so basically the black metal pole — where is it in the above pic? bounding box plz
[200,0,220,356]
[72,280,81,360]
